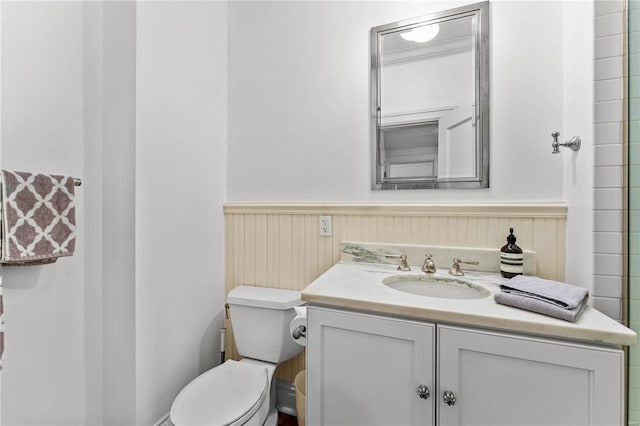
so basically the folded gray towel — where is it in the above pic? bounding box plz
[499,275,588,309]
[494,291,588,322]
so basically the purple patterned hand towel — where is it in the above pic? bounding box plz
[0,170,76,264]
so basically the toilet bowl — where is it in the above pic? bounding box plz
[170,286,304,426]
[170,359,274,426]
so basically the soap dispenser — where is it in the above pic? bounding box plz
[500,227,523,278]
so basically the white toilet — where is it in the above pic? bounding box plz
[170,285,305,426]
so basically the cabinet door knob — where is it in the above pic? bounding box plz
[443,390,456,406]
[417,385,430,399]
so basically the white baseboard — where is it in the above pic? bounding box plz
[153,413,172,426]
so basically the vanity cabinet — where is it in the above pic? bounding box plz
[437,325,623,426]
[307,307,435,426]
[306,306,624,426]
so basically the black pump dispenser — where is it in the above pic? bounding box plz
[500,228,523,278]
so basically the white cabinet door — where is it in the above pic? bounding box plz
[307,307,435,426]
[438,325,624,426]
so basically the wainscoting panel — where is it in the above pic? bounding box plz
[224,203,567,382]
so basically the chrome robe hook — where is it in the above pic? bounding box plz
[551,131,581,153]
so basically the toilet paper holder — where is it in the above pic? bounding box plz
[290,305,308,346]
[292,325,306,340]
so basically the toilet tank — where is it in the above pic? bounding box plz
[227,286,304,364]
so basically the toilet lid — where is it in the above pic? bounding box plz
[170,360,268,426]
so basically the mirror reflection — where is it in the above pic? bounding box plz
[371,2,489,190]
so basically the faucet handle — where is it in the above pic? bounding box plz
[449,258,479,276]
[422,254,436,273]
[386,254,411,271]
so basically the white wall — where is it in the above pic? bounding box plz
[0,0,597,423]
[226,0,598,293]
[100,2,137,424]
[135,2,228,424]
[0,1,229,425]
[227,1,565,203]
[83,2,106,424]
[562,1,595,297]
[382,51,474,114]
[0,2,88,424]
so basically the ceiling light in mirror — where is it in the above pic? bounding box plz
[400,24,439,43]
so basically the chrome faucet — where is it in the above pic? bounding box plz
[449,258,479,276]
[386,254,410,271]
[422,254,436,273]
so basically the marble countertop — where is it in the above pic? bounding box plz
[301,261,637,347]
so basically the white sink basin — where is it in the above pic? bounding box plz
[383,274,490,300]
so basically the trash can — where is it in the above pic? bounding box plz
[294,369,306,426]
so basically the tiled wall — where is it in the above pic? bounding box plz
[594,2,640,422]
[594,0,626,322]
[628,0,640,423]
[223,203,567,383]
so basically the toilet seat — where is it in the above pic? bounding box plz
[170,360,269,426]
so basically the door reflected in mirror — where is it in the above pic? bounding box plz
[371,2,489,190]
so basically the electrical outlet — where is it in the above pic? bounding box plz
[319,215,332,236]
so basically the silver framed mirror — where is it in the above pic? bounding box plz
[371,1,490,190]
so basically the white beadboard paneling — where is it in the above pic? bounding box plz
[594,188,623,210]
[594,122,623,145]
[593,275,624,298]
[595,35,623,60]
[595,79,623,102]
[224,203,567,382]
[594,232,623,254]
[594,253,623,276]
[594,144,624,166]
[594,100,624,123]
[594,166,623,188]
[595,57,624,81]
[594,12,624,38]
[594,0,623,17]
[594,210,623,232]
